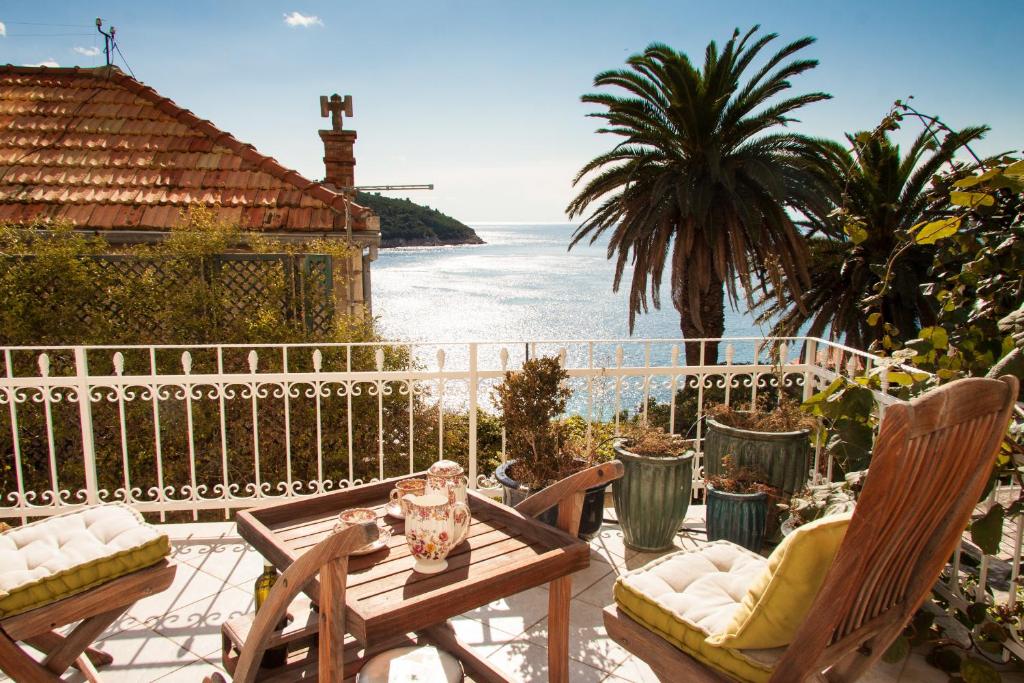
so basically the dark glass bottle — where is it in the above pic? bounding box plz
[253,562,288,668]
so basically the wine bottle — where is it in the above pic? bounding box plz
[253,562,288,668]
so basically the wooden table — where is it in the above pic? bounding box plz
[236,474,591,682]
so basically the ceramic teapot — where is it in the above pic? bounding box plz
[425,459,469,505]
[403,492,470,574]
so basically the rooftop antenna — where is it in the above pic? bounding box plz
[95,18,115,67]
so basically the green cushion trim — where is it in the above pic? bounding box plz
[0,504,170,619]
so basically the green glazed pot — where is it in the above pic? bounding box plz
[704,418,811,495]
[706,485,767,552]
[612,439,694,552]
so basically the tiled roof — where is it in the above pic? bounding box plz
[0,65,376,234]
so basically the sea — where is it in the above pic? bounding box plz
[372,223,767,414]
[373,222,761,346]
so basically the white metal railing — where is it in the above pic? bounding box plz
[0,336,894,521]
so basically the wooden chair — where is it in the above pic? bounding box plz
[513,459,625,683]
[209,521,378,682]
[0,560,176,682]
[604,376,1019,682]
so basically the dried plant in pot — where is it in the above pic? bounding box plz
[612,424,695,552]
[705,456,779,552]
[492,356,609,538]
[704,396,817,497]
[778,469,867,536]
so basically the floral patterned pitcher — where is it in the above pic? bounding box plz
[403,492,470,574]
[425,459,469,505]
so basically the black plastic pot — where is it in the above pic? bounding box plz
[495,461,608,540]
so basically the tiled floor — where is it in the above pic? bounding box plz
[9,507,1019,681]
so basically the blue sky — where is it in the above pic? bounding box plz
[2,1,1022,222]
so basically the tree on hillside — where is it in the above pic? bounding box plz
[754,124,987,350]
[567,26,830,364]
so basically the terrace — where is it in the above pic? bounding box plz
[1,336,1022,681]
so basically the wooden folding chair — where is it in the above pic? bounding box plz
[0,559,176,682]
[209,521,378,682]
[604,375,1019,682]
[513,459,625,683]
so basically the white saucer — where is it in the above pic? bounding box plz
[384,501,405,519]
[351,526,392,556]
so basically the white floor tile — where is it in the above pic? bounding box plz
[462,586,552,637]
[147,584,253,661]
[519,598,631,675]
[92,624,203,682]
[128,561,236,625]
[489,634,609,682]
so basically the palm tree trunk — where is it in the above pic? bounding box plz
[678,273,726,366]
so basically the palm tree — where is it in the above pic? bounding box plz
[753,125,988,349]
[566,26,830,365]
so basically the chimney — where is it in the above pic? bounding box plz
[319,93,356,191]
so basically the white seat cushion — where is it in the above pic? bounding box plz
[0,503,169,618]
[614,541,780,681]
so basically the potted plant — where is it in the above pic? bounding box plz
[705,456,778,552]
[493,356,610,539]
[704,397,817,497]
[778,470,866,536]
[612,425,695,552]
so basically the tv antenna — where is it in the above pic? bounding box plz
[95,18,116,67]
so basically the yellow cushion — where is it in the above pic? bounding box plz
[708,512,852,649]
[613,541,782,682]
[0,503,170,618]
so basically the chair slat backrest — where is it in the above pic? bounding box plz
[229,521,378,683]
[772,376,1018,682]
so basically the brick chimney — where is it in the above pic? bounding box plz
[319,93,356,191]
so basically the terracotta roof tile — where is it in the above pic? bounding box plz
[0,66,375,235]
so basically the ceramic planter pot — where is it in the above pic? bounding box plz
[494,460,608,540]
[704,418,811,495]
[611,439,694,552]
[706,485,767,552]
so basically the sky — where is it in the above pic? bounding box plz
[2,1,1022,223]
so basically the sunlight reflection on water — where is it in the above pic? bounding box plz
[372,224,765,413]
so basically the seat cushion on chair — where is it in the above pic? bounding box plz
[0,503,169,619]
[707,512,853,650]
[614,541,780,682]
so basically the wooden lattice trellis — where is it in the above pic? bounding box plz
[8,252,337,336]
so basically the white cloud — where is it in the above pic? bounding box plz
[283,11,323,28]
[26,58,60,68]
[74,46,101,57]
[0,22,6,37]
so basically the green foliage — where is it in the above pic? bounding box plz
[800,376,876,477]
[354,192,481,247]
[754,117,987,350]
[567,26,830,364]
[493,356,574,489]
[0,208,357,346]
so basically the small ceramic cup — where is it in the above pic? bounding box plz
[389,478,426,516]
[337,507,377,530]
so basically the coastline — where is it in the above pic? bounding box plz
[380,234,486,248]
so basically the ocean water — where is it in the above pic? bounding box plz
[372,224,768,416]
[373,223,762,345]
